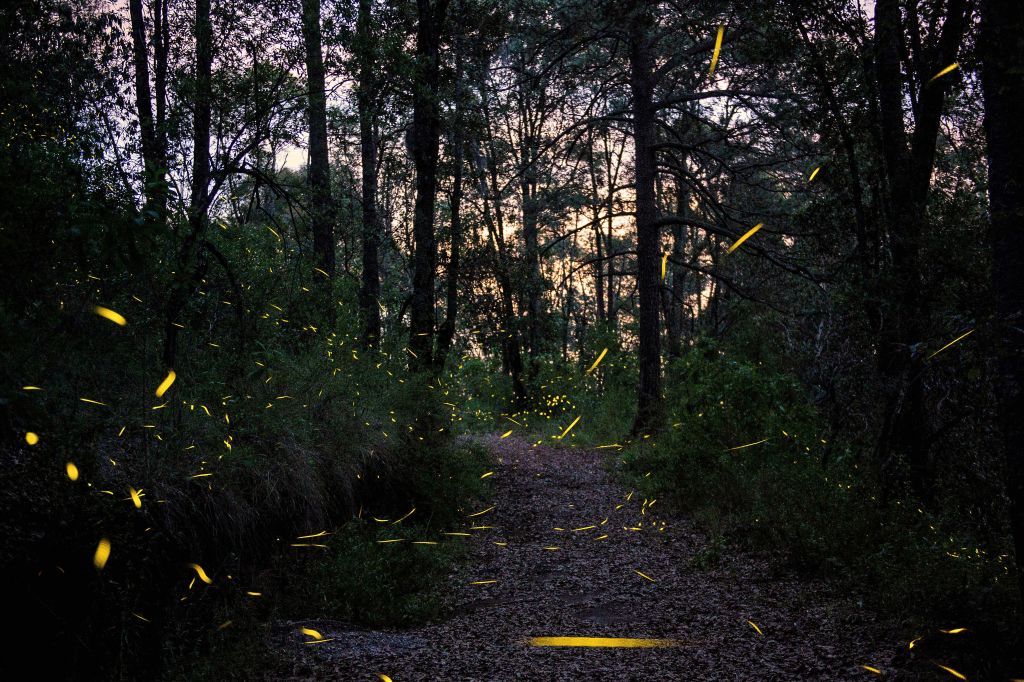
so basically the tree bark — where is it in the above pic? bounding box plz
[587,130,605,322]
[436,31,465,365]
[872,0,966,499]
[666,177,687,358]
[409,0,451,368]
[629,2,662,434]
[356,0,381,346]
[301,0,336,282]
[980,0,1024,613]
[129,0,166,223]
[163,0,212,368]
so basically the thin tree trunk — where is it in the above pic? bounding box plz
[301,0,336,283]
[409,0,450,368]
[163,0,212,368]
[980,0,1024,613]
[605,138,618,328]
[153,0,168,195]
[357,0,381,346]
[129,0,165,223]
[520,95,543,361]
[629,2,661,434]
[587,130,605,322]
[666,177,687,358]
[469,133,527,403]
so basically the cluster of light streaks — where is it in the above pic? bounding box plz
[11,18,989,673]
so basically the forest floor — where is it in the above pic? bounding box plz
[266,434,909,680]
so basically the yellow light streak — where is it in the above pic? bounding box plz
[94,306,126,326]
[155,370,176,398]
[189,563,213,584]
[529,636,675,648]
[728,223,763,254]
[709,25,725,79]
[93,538,111,569]
[586,348,608,374]
[727,438,769,451]
[927,329,974,360]
[928,63,959,83]
[935,664,967,680]
[558,415,581,439]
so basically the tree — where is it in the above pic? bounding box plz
[979,0,1024,611]
[356,0,382,346]
[164,0,213,367]
[872,0,969,499]
[301,0,336,284]
[128,0,168,226]
[408,0,451,368]
[628,0,662,434]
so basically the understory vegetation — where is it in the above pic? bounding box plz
[4,0,1024,678]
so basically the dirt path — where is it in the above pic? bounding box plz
[273,435,903,680]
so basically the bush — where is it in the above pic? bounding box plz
[619,340,1012,621]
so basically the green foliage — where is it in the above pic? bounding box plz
[282,522,465,627]
[618,341,1013,621]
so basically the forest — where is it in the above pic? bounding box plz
[1,0,1023,679]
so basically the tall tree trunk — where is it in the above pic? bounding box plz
[980,0,1024,612]
[629,3,661,434]
[163,0,212,368]
[129,0,166,223]
[356,0,381,346]
[435,136,462,363]
[873,0,966,500]
[606,144,617,328]
[153,0,168,195]
[521,128,542,361]
[409,0,450,368]
[436,34,464,365]
[587,130,605,322]
[301,0,336,283]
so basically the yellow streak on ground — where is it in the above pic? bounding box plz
[633,569,656,582]
[529,637,675,648]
